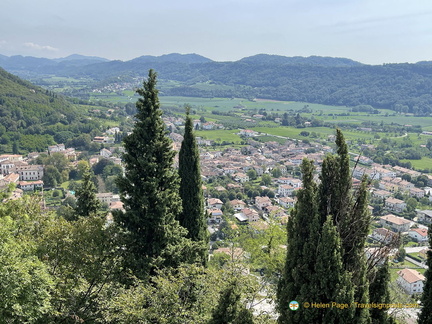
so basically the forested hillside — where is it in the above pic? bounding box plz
[2,53,432,115]
[0,67,101,152]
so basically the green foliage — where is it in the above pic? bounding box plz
[0,198,54,323]
[74,163,101,218]
[419,224,432,323]
[369,261,395,324]
[271,167,282,178]
[277,159,321,323]
[114,70,198,279]
[178,106,208,265]
[247,168,258,181]
[209,279,254,324]
[277,130,373,323]
[261,174,272,186]
[0,67,104,154]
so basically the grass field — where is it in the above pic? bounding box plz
[400,157,432,170]
[195,129,243,143]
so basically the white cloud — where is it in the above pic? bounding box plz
[23,42,59,51]
[0,40,7,47]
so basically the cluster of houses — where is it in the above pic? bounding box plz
[0,154,44,192]
[206,195,289,226]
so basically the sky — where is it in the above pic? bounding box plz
[1,0,432,65]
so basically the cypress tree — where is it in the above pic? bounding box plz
[313,216,355,323]
[276,159,321,323]
[75,163,101,218]
[178,106,208,265]
[209,280,254,324]
[114,70,193,279]
[277,130,374,323]
[369,260,395,324]
[419,224,432,323]
[317,129,371,323]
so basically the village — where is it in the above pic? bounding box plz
[1,113,432,305]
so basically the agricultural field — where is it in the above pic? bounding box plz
[400,157,432,170]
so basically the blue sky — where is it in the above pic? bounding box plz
[1,0,432,64]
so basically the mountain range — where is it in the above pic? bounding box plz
[1,53,432,114]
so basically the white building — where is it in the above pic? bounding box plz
[15,165,44,181]
[417,210,432,224]
[379,214,411,233]
[397,268,425,295]
[408,228,429,243]
[278,184,294,197]
[372,228,398,244]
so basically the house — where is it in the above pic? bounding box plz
[278,184,294,197]
[241,208,260,222]
[14,165,44,181]
[234,212,249,223]
[397,268,425,295]
[207,198,223,209]
[48,144,65,153]
[0,160,16,175]
[417,210,432,224]
[385,197,407,213]
[408,228,429,243]
[279,196,295,208]
[207,208,223,223]
[0,154,23,162]
[229,199,246,210]
[255,196,272,210]
[379,214,411,232]
[2,173,19,185]
[238,129,259,137]
[371,228,398,244]
[265,205,286,218]
[17,180,44,191]
[233,172,249,183]
[109,201,124,212]
[372,190,392,199]
[100,148,112,158]
[96,192,119,205]
[410,187,425,199]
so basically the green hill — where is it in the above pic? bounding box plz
[0,67,100,153]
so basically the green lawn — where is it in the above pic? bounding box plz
[195,129,243,143]
[400,157,432,170]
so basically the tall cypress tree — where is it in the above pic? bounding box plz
[209,280,254,324]
[419,224,432,323]
[114,70,194,280]
[276,159,321,323]
[313,216,355,323]
[277,130,374,323]
[317,129,371,323]
[369,260,395,324]
[178,106,208,265]
[75,163,101,219]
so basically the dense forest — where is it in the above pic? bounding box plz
[2,53,432,115]
[0,67,102,152]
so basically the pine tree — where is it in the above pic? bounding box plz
[178,106,208,265]
[419,224,432,323]
[114,70,194,280]
[75,163,101,219]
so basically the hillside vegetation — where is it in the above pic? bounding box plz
[0,67,101,152]
[2,53,432,115]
